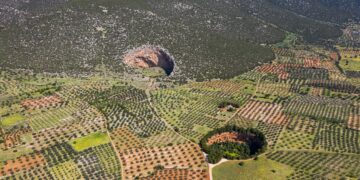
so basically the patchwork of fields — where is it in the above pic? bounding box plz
[0,44,359,179]
[0,0,360,178]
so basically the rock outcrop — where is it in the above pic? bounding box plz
[123,46,175,76]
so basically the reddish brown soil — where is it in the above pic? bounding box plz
[0,153,46,176]
[119,143,208,179]
[207,132,245,145]
[21,95,63,110]
[238,100,289,125]
[348,112,360,130]
[3,127,31,149]
[330,52,340,61]
[110,127,143,152]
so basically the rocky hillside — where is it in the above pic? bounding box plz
[0,0,358,80]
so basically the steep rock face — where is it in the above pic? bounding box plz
[123,46,175,76]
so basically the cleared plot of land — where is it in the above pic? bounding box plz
[212,156,294,180]
[1,114,25,127]
[340,59,360,72]
[69,132,110,152]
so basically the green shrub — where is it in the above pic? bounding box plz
[207,148,223,164]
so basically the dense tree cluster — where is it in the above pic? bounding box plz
[200,126,267,164]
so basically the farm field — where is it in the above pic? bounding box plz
[69,132,110,152]
[339,59,360,72]
[0,43,359,179]
[1,114,25,127]
[0,43,360,179]
[212,156,294,180]
[0,1,360,179]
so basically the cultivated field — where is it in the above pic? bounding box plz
[0,42,360,179]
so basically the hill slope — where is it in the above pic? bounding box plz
[0,0,357,80]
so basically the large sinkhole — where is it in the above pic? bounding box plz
[123,46,175,76]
